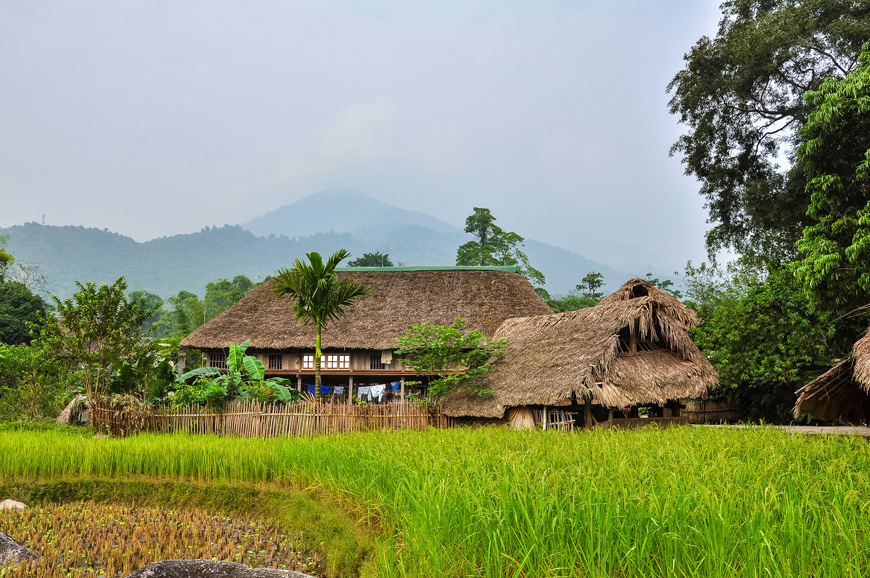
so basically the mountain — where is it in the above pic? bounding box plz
[244,189,457,237]
[2,190,671,301]
[242,190,628,295]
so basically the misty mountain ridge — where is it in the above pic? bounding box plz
[3,189,679,300]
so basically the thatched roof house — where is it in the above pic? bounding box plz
[441,278,717,419]
[794,330,870,423]
[180,267,551,387]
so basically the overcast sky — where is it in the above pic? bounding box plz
[0,1,722,270]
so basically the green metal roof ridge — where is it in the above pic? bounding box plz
[336,265,519,272]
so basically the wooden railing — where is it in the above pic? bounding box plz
[93,400,451,438]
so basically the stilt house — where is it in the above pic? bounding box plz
[179,267,552,400]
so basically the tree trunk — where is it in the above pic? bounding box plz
[315,326,322,401]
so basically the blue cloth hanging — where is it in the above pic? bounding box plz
[391,381,400,391]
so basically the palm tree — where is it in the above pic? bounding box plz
[271,249,371,400]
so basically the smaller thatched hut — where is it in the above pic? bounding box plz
[794,330,870,423]
[441,278,717,427]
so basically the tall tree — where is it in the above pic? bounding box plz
[456,207,545,286]
[348,252,394,267]
[271,250,371,399]
[577,272,605,300]
[668,0,870,263]
[35,277,157,415]
[794,42,870,324]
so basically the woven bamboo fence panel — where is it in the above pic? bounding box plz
[93,400,450,438]
[682,399,742,424]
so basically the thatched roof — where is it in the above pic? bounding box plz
[794,330,870,423]
[180,268,551,351]
[441,281,716,418]
[598,277,700,329]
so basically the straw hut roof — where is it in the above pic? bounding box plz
[598,277,700,329]
[180,267,551,351]
[794,329,870,423]
[441,283,716,418]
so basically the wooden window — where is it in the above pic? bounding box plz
[268,354,283,370]
[303,355,314,369]
[209,352,227,369]
[370,353,385,370]
[325,354,350,369]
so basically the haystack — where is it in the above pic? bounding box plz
[441,278,717,419]
[794,329,870,423]
[181,268,551,351]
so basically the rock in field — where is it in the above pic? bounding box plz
[0,499,27,511]
[0,532,40,565]
[123,560,316,578]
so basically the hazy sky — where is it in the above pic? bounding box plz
[0,1,722,269]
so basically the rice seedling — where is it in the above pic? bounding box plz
[0,500,319,577]
[1,426,869,577]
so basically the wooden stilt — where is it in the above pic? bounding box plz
[584,397,593,430]
[348,376,354,405]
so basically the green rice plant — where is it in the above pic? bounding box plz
[0,426,868,577]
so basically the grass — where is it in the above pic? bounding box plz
[1,426,869,577]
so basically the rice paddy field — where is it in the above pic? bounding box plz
[0,501,317,577]
[1,425,869,578]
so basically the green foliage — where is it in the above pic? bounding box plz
[0,235,14,283]
[167,290,204,337]
[668,0,870,262]
[173,340,304,408]
[272,250,371,399]
[394,318,508,399]
[347,252,394,267]
[172,378,228,411]
[545,294,599,313]
[795,43,870,319]
[0,281,48,345]
[0,343,70,421]
[34,277,158,410]
[577,271,605,300]
[455,207,545,286]
[688,266,831,421]
[128,289,168,337]
[204,275,254,322]
[644,272,682,299]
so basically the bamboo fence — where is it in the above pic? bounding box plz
[93,400,451,438]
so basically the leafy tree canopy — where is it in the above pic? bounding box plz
[167,290,204,338]
[35,277,158,410]
[686,263,833,421]
[577,272,605,300]
[0,281,47,345]
[794,43,870,321]
[668,0,870,263]
[456,207,545,286]
[347,251,394,267]
[204,275,254,321]
[394,318,508,400]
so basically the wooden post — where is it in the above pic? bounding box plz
[400,377,405,402]
[584,397,593,430]
[607,407,613,429]
[296,375,302,392]
[348,376,354,406]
